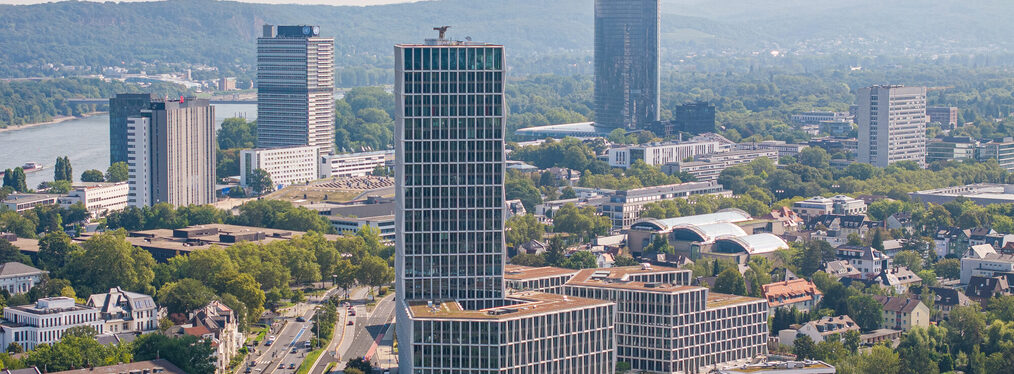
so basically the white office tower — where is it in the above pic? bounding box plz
[857,85,928,167]
[257,25,335,155]
[394,30,616,373]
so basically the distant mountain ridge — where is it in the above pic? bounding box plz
[0,0,1010,77]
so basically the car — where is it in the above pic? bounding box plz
[304,341,312,349]
[291,347,298,354]
[278,363,285,369]
[288,363,296,369]
[295,316,306,322]
[244,368,252,374]
[348,320,354,325]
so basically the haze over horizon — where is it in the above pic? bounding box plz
[0,0,422,5]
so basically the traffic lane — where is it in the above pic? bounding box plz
[257,307,320,373]
[344,295,396,359]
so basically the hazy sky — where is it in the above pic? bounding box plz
[0,0,422,5]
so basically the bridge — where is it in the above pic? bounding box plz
[66,98,256,105]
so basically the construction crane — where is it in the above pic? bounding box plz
[433,26,450,40]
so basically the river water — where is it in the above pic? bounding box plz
[0,104,256,188]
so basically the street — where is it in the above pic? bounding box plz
[244,288,341,374]
[310,288,398,374]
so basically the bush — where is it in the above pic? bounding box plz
[378,286,389,296]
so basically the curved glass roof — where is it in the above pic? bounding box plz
[637,209,751,232]
[716,233,789,254]
[671,222,747,243]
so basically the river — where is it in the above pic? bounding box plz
[0,104,256,189]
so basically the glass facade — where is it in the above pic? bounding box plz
[396,43,507,308]
[594,0,660,130]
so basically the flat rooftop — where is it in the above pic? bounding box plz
[407,292,611,321]
[77,224,339,253]
[706,292,765,308]
[567,266,699,293]
[504,265,579,281]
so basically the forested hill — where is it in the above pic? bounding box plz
[1,0,1013,78]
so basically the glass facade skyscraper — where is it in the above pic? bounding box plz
[594,0,660,130]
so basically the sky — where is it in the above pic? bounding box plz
[0,0,422,5]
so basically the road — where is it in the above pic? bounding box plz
[310,288,397,374]
[244,288,341,374]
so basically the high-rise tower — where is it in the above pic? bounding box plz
[394,30,616,374]
[109,93,157,165]
[857,85,927,167]
[257,25,335,154]
[594,0,660,130]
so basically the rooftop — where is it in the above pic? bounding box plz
[0,261,46,277]
[631,209,752,232]
[85,224,340,254]
[503,265,579,281]
[567,266,699,293]
[706,292,766,308]
[718,360,835,374]
[406,292,611,321]
[48,359,186,374]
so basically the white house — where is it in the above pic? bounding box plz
[0,262,47,295]
[87,287,160,334]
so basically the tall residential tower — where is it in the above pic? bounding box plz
[856,85,928,167]
[257,25,335,154]
[109,93,157,164]
[126,98,215,207]
[394,31,616,373]
[594,0,660,130]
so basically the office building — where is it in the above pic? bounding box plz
[2,194,59,213]
[0,262,47,295]
[126,98,216,207]
[57,182,129,218]
[48,360,186,374]
[109,93,157,165]
[239,145,319,190]
[602,181,732,229]
[926,106,958,127]
[594,0,660,130]
[735,140,808,159]
[790,111,852,126]
[316,201,395,241]
[0,297,105,351]
[856,85,928,167]
[648,103,717,136]
[395,33,616,373]
[608,140,725,168]
[257,25,335,154]
[319,150,394,178]
[218,77,237,91]
[927,136,978,163]
[910,183,1014,206]
[977,137,1014,172]
[505,265,769,373]
[718,361,836,374]
[662,149,779,182]
[792,195,866,220]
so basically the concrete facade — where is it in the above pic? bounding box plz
[857,85,927,167]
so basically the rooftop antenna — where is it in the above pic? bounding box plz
[433,26,450,40]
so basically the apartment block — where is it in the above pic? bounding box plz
[58,182,129,218]
[240,145,319,190]
[857,85,928,167]
[662,149,779,182]
[926,106,958,127]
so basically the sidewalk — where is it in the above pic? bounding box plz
[372,322,398,370]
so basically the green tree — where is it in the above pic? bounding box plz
[0,210,37,238]
[53,156,72,182]
[80,169,104,182]
[105,161,129,182]
[843,329,861,353]
[511,253,547,267]
[505,214,546,249]
[893,250,924,272]
[797,147,831,168]
[63,230,156,295]
[714,268,748,296]
[794,334,817,359]
[0,239,32,265]
[217,117,256,150]
[357,255,394,300]
[613,255,640,267]
[934,258,961,279]
[3,167,27,192]
[846,294,884,331]
[946,304,986,354]
[646,234,674,255]
[37,231,78,270]
[132,334,216,374]
[247,168,274,195]
[6,342,22,354]
[552,203,611,241]
[563,251,598,269]
[157,278,216,316]
[897,327,943,374]
[506,172,543,212]
[333,258,359,299]
[345,357,373,373]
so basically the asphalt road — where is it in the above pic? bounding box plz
[245,289,341,374]
[310,288,397,374]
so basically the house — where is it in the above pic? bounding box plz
[928,286,973,321]
[871,266,922,294]
[886,212,914,233]
[0,297,106,351]
[836,245,891,279]
[964,276,1012,306]
[505,199,526,218]
[48,359,186,374]
[960,244,1014,284]
[873,296,930,332]
[517,239,548,255]
[188,301,243,373]
[0,262,47,295]
[763,207,804,231]
[934,227,971,258]
[968,228,998,247]
[822,260,860,279]
[881,239,905,256]
[762,279,823,316]
[87,287,160,334]
[779,315,859,346]
[807,214,874,247]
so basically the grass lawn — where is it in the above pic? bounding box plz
[296,348,325,374]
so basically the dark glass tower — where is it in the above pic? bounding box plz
[394,38,506,309]
[594,0,660,130]
[109,93,157,164]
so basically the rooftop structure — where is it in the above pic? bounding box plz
[910,183,1014,206]
[86,287,159,334]
[607,139,724,168]
[2,194,59,213]
[717,360,836,374]
[513,121,610,140]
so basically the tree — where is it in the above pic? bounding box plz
[893,250,924,272]
[797,147,830,168]
[63,230,156,295]
[346,357,373,373]
[3,167,27,192]
[6,342,22,354]
[796,240,835,277]
[53,156,72,182]
[37,231,78,270]
[714,268,747,296]
[563,251,598,269]
[157,278,216,316]
[132,334,216,374]
[105,161,129,182]
[646,234,674,255]
[871,229,885,251]
[247,168,274,195]
[357,255,393,300]
[934,258,961,279]
[793,335,816,359]
[946,304,986,354]
[897,327,943,374]
[846,294,884,331]
[80,169,104,182]
[560,186,577,199]
[616,361,632,373]
[217,117,257,150]
[506,173,543,212]
[510,253,547,267]
[505,214,545,249]
[552,203,611,241]
[843,329,861,353]
[613,255,640,267]
[0,239,32,265]
[333,258,358,299]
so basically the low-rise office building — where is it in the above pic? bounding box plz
[58,182,129,218]
[0,297,105,351]
[402,292,617,373]
[239,145,319,190]
[2,194,59,213]
[910,184,1014,206]
[0,262,47,295]
[607,140,724,168]
[927,136,979,163]
[319,150,393,178]
[662,149,779,182]
[718,360,836,374]
[792,195,867,219]
[977,137,1014,172]
[736,141,808,158]
[602,181,731,229]
[314,201,395,242]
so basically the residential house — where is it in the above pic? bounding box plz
[964,276,1012,307]
[960,244,1014,284]
[86,287,160,334]
[871,266,922,294]
[873,296,930,332]
[836,245,891,279]
[822,260,861,280]
[779,315,859,346]
[763,207,804,231]
[927,286,973,321]
[762,279,823,316]
[0,262,47,295]
[886,212,914,234]
[807,215,874,247]
[189,301,243,373]
[934,227,971,258]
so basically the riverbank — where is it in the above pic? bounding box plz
[0,111,105,134]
